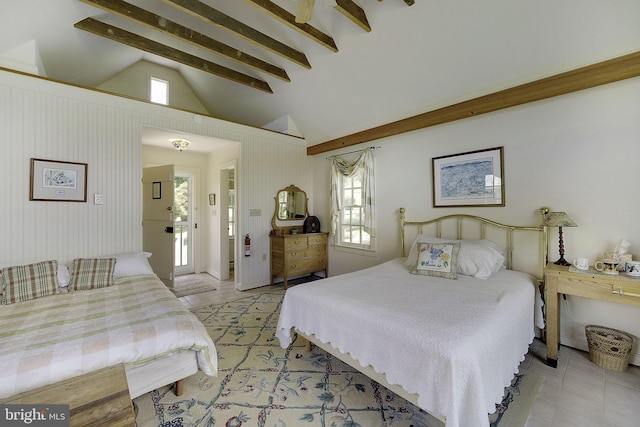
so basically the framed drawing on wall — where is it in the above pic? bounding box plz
[30,158,88,202]
[432,146,504,207]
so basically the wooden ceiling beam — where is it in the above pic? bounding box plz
[295,0,315,24]
[335,0,371,32]
[74,18,273,93]
[162,0,311,69]
[244,0,337,52]
[307,51,640,155]
[79,0,289,82]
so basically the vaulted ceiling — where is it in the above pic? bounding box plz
[2,1,639,149]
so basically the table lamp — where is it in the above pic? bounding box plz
[542,210,578,266]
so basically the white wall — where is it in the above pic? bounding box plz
[98,60,209,115]
[312,77,640,363]
[0,70,311,293]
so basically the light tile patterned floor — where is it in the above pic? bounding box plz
[177,274,640,427]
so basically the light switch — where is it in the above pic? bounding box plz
[94,194,103,205]
[250,209,261,216]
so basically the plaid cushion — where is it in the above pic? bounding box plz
[1,260,59,305]
[69,258,116,291]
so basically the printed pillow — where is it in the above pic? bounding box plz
[405,236,460,266]
[1,260,59,304]
[411,242,460,279]
[69,258,116,291]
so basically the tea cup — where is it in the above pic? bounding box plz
[573,258,589,271]
[594,259,619,275]
[625,260,640,276]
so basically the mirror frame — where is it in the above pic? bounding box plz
[271,185,308,233]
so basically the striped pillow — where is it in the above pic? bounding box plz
[1,260,59,304]
[69,258,116,291]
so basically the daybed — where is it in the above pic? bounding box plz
[276,208,547,427]
[0,252,217,400]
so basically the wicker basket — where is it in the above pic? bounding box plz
[585,325,633,372]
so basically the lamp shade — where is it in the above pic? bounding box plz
[542,212,577,227]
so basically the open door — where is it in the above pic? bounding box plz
[143,165,175,288]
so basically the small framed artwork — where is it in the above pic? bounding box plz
[152,182,162,199]
[432,146,504,207]
[30,158,88,202]
[209,193,216,206]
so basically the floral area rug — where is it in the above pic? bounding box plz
[133,290,541,427]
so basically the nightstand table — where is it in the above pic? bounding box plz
[544,263,640,367]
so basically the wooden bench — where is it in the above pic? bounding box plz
[0,365,135,426]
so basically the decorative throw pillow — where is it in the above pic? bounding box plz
[69,258,116,291]
[411,242,460,279]
[1,260,59,304]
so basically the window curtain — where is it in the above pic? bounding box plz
[330,148,375,238]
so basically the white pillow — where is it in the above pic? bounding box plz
[405,236,505,279]
[58,264,71,287]
[110,252,154,278]
[456,241,505,279]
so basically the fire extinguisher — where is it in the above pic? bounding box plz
[244,234,251,257]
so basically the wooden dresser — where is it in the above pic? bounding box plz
[270,232,328,289]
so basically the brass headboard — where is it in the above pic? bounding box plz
[399,207,549,280]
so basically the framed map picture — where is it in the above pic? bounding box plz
[432,147,504,207]
[30,158,88,202]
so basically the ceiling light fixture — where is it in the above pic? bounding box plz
[171,138,190,152]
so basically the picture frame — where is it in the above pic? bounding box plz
[30,158,88,202]
[432,146,504,207]
[209,193,216,206]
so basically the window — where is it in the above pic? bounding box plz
[330,149,376,251]
[228,188,235,238]
[338,172,370,247]
[150,77,169,105]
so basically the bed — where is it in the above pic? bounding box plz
[0,253,217,400]
[276,208,547,427]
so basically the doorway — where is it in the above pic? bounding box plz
[174,172,195,276]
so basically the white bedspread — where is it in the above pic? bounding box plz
[276,258,543,427]
[0,275,217,399]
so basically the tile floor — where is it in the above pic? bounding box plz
[177,274,640,427]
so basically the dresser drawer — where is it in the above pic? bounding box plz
[286,236,308,249]
[307,234,327,245]
[307,256,328,270]
[286,249,310,260]
[286,258,312,274]
[286,257,328,275]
